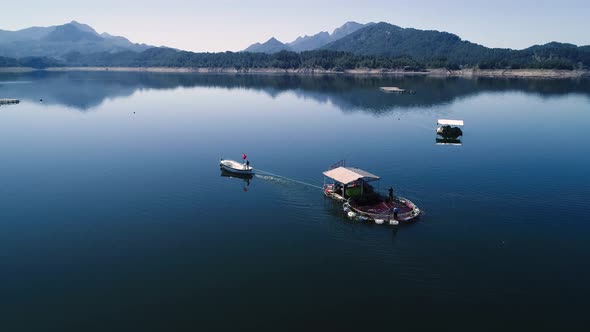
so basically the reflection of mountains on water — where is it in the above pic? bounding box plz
[1,71,589,112]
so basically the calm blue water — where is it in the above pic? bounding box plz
[1,72,589,331]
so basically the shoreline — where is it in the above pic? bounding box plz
[1,66,589,79]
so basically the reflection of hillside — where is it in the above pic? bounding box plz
[0,71,589,112]
[0,71,139,110]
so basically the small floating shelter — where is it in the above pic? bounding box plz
[436,118,464,141]
[380,87,416,94]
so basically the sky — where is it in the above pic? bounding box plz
[1,0,589,52]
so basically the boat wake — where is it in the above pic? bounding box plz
[255,174,289,185]
[254,169,323,190]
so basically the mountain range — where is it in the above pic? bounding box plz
[243,21,589,68]
[244,21,373,53]
[0,20,588,70]
[0,21,153,58]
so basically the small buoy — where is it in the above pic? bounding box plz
[40,99,43,102]
[375,219,384,225]
[133,112,136,114]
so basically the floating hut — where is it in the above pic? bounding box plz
[436,119,464,138]
[322,166,421,223]
[436,119,464,146]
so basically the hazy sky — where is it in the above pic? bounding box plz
[2,0,589,52]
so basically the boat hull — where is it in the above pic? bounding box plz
[348,197,420,223]
[220,168,254,179]
[324,184,420,223]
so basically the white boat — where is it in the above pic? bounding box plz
[220,159,253,175]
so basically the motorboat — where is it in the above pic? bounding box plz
[220,159,253,175]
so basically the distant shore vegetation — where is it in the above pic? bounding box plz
[1,46,589,71]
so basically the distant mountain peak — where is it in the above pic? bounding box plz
[244,37,291,53]
[0,21,154,58]
[266,37,280,43]
[66,20,98,34]
[43,24,103,42]
[332,21,362,32]
[244,21,375,53]
[321,21,483,64]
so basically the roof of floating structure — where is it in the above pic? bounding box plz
[437,119,464,126]
[323,167,380,185]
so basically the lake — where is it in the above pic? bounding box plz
[1,71,589,331]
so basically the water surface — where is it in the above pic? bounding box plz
[1,72,589,331]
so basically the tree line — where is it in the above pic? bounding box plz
[1,47,588,70]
